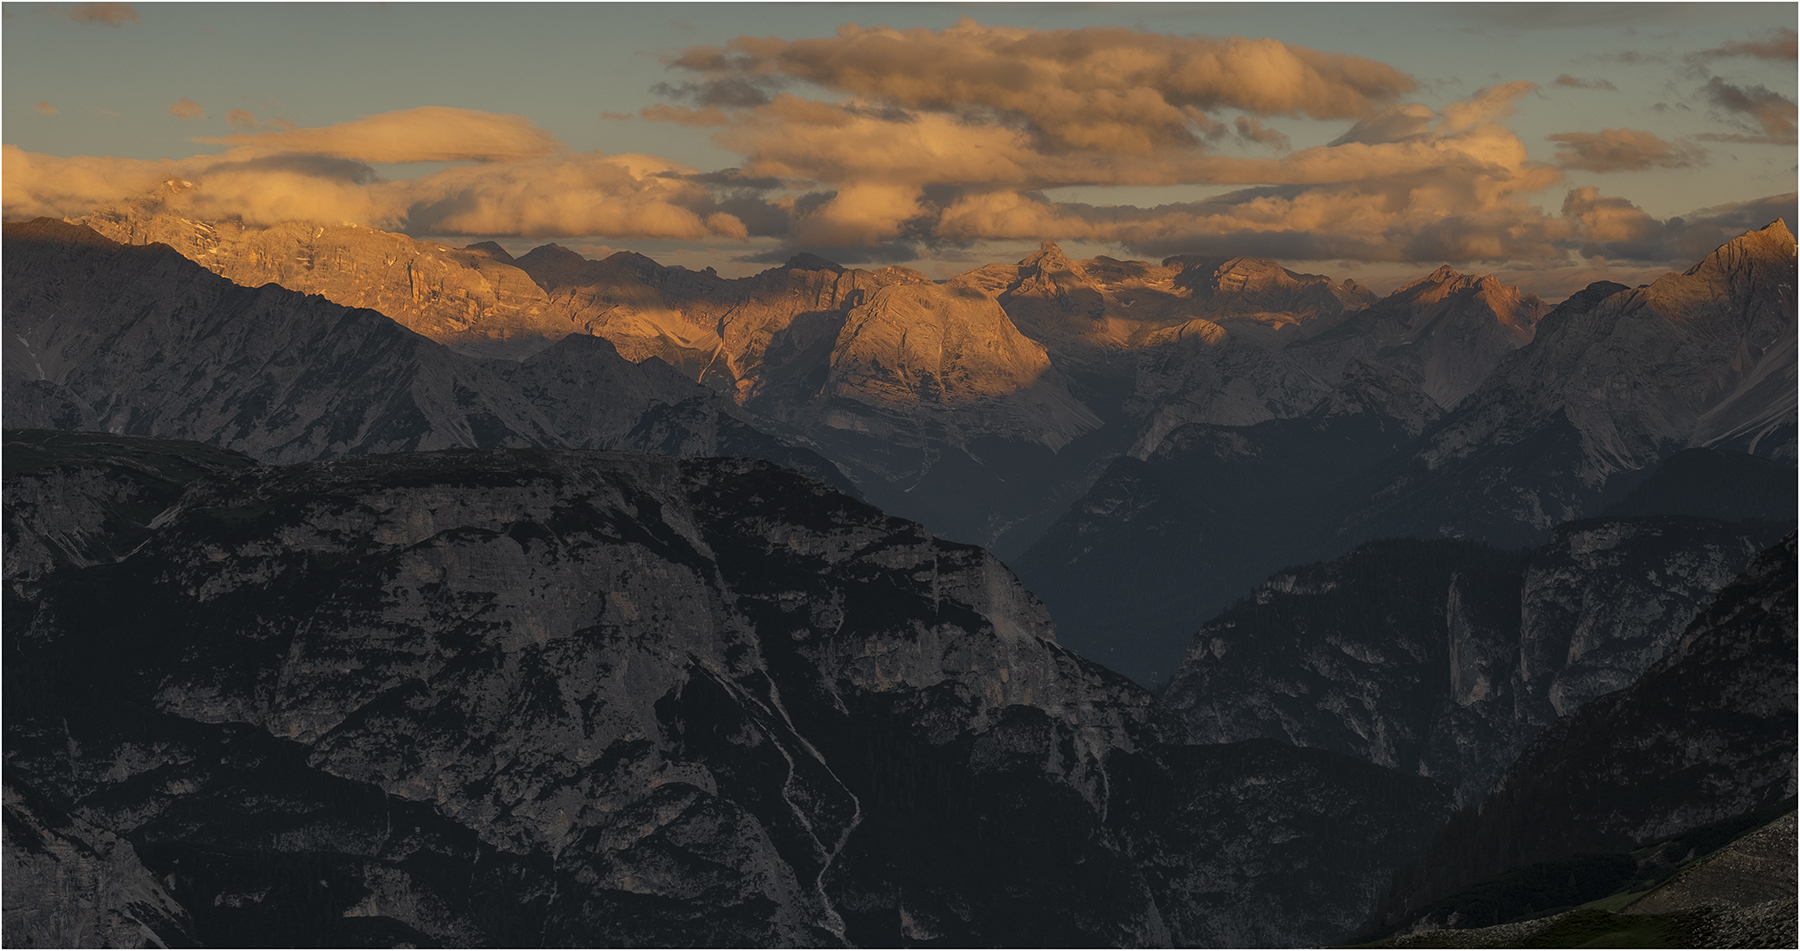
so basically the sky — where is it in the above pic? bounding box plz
[3,1,1795,296]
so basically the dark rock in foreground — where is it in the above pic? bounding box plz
[3,434,1450,947]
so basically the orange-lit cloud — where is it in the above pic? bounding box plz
[222,108,294,133]
[667,18,1417,154]
[201,106,559,163]
[1549,128,1705,172]
[645,75,1574,263]
[1437,81,1536,132]
[632,25,1635,265]
[167,98,205,120]
[66,3,137,25]
[1561,187,1797,261]
[1233,116,1291,152]
[1692,27,1798,62]
[3,111,749,242]
[5,21,1784,271]
[34,102,58,115]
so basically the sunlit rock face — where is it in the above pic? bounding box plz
[1,219,852,493]
[988,243,1376,364]
[823,280,1101,450]
[77,191,573,360]
[1160,515,1786,805]
[5,435,1453,948]
[71,197,1560,555]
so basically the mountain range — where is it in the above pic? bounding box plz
[4,198,1795,948]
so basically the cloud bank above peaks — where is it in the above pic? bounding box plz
[197,106,559,163]
[648,46,1589,264]
[2,108,750,241]
[3,19,1789,275]
[662,18,1417,153]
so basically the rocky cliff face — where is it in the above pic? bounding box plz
[4,433,1457,947]
[2,429,255,594]
[1161,516,1786,804]
[1375,533,1797,921]
[3,782,198,948]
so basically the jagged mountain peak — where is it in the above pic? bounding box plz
[1019,240,1085,275]
[518,241,581,262]
[463,240,515,264]
[13,216,131,251]
[1213,256,1310,291]
[1391,264,1475,297]
[1681,217,1796,282]
[782,251,846,273]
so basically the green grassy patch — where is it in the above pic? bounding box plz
[1577,888,1654,914]
[1524,909,1694,948]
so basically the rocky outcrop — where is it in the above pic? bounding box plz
[1160,516,1787,803]
[1481,531,1797,847]
[989,244,1374,367]
[4,434,1452,947]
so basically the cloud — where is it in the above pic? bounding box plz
[665,18,1418,154]
[639,67,1586,264]
[1698,77,1798,144]
[1561,187,1796,262]
[1691,27,1798,62]
[638,103,733,126]
[2,108,751,244]
[9,19,1777,276]
[223,109,294,133]
[1328,103,1434,145]
[1548,128,1705,172]
[33,102,58,115]
[65,3,137,25]
[167,98,205,120]
[200,106,559,163]
[1233,116,1291,152]
[398,153,750,239]
[1553,74,1617,91]
[1437,81,1535,132]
